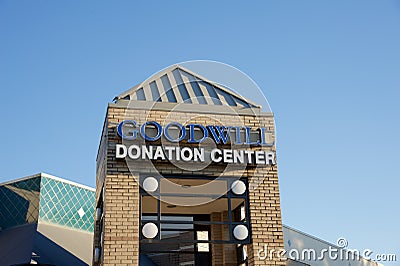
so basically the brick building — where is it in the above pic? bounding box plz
[93,65,285,266]
[0,67,385,266]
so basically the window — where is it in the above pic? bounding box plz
[160,74,177,103]
[172,69,192,103]
[136,88,146,101]
[139,175,250,266]
[150,81,162,102]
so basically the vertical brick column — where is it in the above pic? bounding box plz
[247,167,285,266]
[210,211,237,266]
[210,212,223,266]
[102,173,140,266]
[221,211,237,266]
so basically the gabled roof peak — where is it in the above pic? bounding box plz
[114,64,261,109]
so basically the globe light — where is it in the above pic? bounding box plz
[231,180,246,195]
[143,177,158,192]
[233,224,248,240]
[142,222,158,239]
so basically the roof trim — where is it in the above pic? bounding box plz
[109,99,273,117]
[0,173,95,192]
[282,224,381,265]
[41,173,95,192]
[0,173,42,187]
[284,223,359,250]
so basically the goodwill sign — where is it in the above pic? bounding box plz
[115,120,276,165]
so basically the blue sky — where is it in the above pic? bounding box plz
[1,0,399,264]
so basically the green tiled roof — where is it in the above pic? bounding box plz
[39,176,95,232]
[0,173,95,232]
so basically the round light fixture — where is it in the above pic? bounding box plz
[233,224,248,240]
[142,222,158,239]
[143,177,158,192]
[231,180,246,195]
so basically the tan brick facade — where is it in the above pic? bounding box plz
[94,101,285,266]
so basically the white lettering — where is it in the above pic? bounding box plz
[127,145,140,159]
[115,144,276,165]
[211,149,222,162]
[193,148,204,162]
[233,150,244,164]
[255,151,264,164]
[115,144,127,158]
[153,146,165,160]
[180,147,193,162]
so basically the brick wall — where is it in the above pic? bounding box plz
[94,103,285,266]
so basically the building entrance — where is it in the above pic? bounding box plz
[139,176,250,266]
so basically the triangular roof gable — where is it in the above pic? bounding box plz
[114,65,261,109]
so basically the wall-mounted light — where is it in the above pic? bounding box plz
[142,222,158,239]
[143,177,158,192]
[233,224,248,240]
[231,180,246,195]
